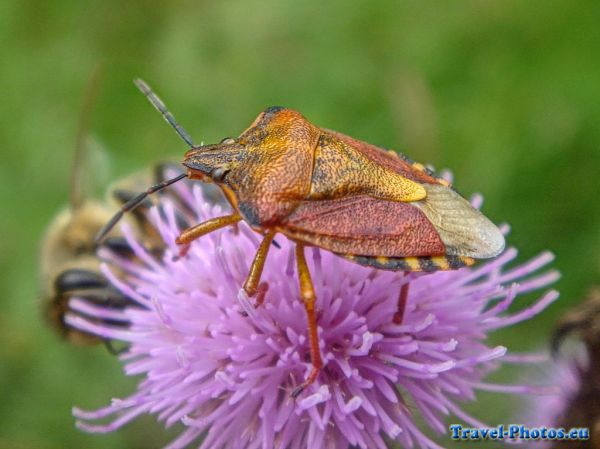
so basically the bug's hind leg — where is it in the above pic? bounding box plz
[291,243,324,398]
[393,277,410,324]
[175,213,241,257]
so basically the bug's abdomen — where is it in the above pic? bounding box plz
[340,253,475,272]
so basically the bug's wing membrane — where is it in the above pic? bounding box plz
[414,184,505,258]
[280,196,446,257]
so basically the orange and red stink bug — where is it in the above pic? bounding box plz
[97,79,505,397]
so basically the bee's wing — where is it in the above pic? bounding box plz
[70,66,105,210]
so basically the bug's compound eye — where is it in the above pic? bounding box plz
[210,167,230,183]
[219,137,235,145]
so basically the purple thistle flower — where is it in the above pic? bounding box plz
[66,178,560,449]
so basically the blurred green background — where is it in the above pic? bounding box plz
[1,0,600,448]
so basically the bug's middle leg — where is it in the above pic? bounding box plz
[242,231,275,307]
[291,243,324,398]
[175,213,241,257]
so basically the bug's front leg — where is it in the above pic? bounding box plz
[291,243,324,398]
[242,231,276,307]
[175,214,241,257]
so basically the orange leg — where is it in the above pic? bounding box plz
[393,276,410,324]
[242,231,275,307]
[175,214,241,256]
[291,244,324,398]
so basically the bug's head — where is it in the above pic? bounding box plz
[182,138,245,184]
[183,106,319,184]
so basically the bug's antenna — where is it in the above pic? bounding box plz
[95,173,187,243]
[134,78,196,148]
[70,65,103,210]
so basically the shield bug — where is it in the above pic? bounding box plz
[97,79,505,396]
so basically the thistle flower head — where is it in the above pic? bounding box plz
[67,179,560,449]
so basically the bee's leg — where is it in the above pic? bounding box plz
[291,243,324,398]
[175,214,241,257]
[102,339,128,355]
[393,274,410,324]
[242,231,275,307]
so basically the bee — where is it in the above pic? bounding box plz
[551,287,600,355]
[549,288,600,442]
[39,73,206,350]
[39,157,199,349]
